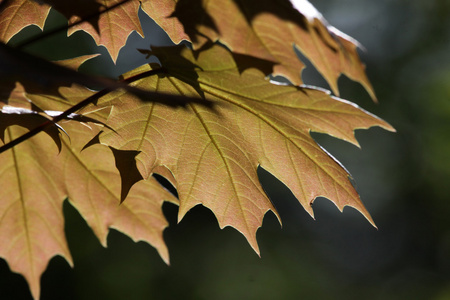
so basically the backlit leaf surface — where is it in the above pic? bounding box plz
[0,2,394,298]
[172,0,375,99]
[100,45,394,253]
[0,0,189,63]
[0,0,51,43]
[0,0,369,96]
[61,121,178,265]
[0,88,178,299]
[0,125,71,300]
[65,0,143,63]
[140,0,190,45]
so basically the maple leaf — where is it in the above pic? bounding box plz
[60,122,178,266]
[0,43,210,107]
[99,44,394,254]
[62,0,143,63]
[0,0,145,63]
[0,50,106,152]
[0,124,72,300]
[0,0,371,98]
[0,84,178,299]
[0,2,395,299]
[0,42,103,99]
[0,46,213,154]
[57,0,191,62]
[140,0,190,45]
[0,0,51,44]
[0,104,103,152]
[0,52,101,152]
[0,0,191,64]
[171,0,375,99]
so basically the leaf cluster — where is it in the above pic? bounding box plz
[0,0,394,298]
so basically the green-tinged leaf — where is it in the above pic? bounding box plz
[172,0,376,99]
[0,125,71,300]
[54,54,100,70]
[62,121,178,265]
[100,45,394,253]
[0,87,178,299]
[0,2,395,298]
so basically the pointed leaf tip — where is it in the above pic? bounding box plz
[99,44,392,256]
[170,0,376,98]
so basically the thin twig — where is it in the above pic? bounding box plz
[0,0,211,153]
[0,68,169,153]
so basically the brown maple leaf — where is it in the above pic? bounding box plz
[171,0,376,99]
[0,84,178,299]
[99,44,394,254]
[0,0,51,44]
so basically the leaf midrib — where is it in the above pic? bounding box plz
[165,76,255,233]
[197,82,356,202]
[8,127,34,279]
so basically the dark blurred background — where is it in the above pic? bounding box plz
[1,0,449,299]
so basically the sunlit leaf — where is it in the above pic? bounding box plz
[140,0,190,45]
[100,45,394,253]
[64,0,143,63]
[0,0,51,43]
[0,2,395,298]
[0,125,71,300]
[0,89,178,299]
[172,0,375,99]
